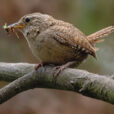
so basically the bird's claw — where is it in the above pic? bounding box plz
[34,63,43,70]
[54,65,66,77]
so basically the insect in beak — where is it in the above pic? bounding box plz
[3,22,24,32]
[3,23,24,39]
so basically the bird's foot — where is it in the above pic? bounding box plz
[54,61,76,77]
[54,65,67,77]
[34,63,44,70]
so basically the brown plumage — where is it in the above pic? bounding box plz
[87,26,114,45]
[4,13,114,76]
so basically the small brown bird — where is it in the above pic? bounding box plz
[4,13,114,76]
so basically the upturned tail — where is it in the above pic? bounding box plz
[87,26,114,49]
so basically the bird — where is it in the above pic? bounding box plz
[4,13,114,76]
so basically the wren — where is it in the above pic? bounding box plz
[4,13,114,76]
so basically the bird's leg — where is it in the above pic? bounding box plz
[34,63,44,70]
[54,61,76,77]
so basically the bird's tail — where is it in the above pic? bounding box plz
[87,26,114,51]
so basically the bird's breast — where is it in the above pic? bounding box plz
[26,34,76,65]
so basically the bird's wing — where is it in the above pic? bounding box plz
[49,25,96,58]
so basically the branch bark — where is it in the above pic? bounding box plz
[0,62,114,104]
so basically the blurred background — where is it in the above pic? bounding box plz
[0,0,114,114]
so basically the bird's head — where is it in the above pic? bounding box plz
[4,13,54,38]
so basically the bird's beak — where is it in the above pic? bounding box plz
[4,22,25,32]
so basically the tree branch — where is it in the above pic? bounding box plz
[0,62,114,105]
[0,62,35,81]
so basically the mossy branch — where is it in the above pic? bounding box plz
[0,62,114,104]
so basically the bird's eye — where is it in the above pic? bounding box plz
[25,18,30,23]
